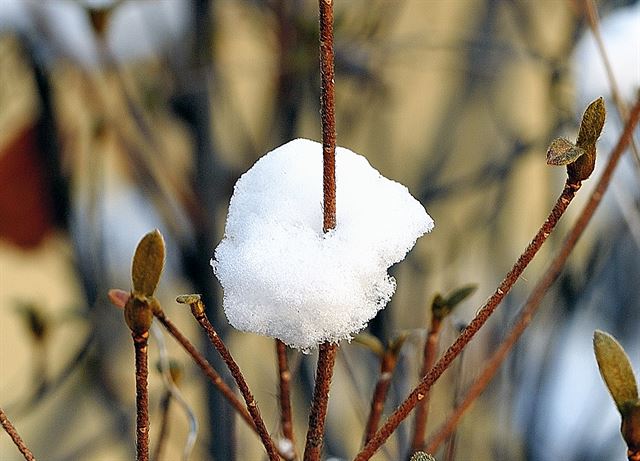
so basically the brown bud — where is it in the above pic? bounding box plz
[567,97,606,182]
[124,294,154,335]
[88,8,111,39]
[622,401,640,453]
[576,97,606,148]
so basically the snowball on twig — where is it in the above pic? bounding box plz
[212,139,434,351]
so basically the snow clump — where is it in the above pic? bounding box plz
[212,138,434,351]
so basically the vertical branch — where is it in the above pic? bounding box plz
[304,2,338,460]
[320,0,337,233]
[134,332,150,461]
[409,317,443,454]
[364,350,400,444]
[304,343,339,461]
[0,407,36,461]
[276,340,297,460]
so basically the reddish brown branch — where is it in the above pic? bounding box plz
[303,343,338,461]
[276,339,297,460]
[134,332,150,461]
[355,183,579,460]
[153,309,255,429]
[364,350,400,444]
[303,2,338,460]
[0,407,36,461]
[319,0,336,233]
[352,111,624,460]
[187,301,280,461]
[425,95,640,454]
[409,317,443,454]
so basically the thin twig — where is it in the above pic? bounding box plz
[276,339,297,460]
[134,331,150,461]
[339,350,395,461]
[303,1,338,460]
[304,343,339,461]
[409,317,443,454]
[443,337,466,461]
[355,181,579,460]
[425,95,640,454]
[153,309,255,429]
[0,407,36,461]
[151,322,197,461]
[186,300,280,461]
[364,350,401,444]
[354,144,591,461]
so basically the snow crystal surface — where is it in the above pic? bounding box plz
[212,138,433,350]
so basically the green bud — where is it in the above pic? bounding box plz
[176,293,205,317]
[176,294,202,305]
[432,284,477,321]
[353,332,385,358]
[576,97,606,148]
[388,332,410,356]
[546,97,605,182]
[132,229,165,297]
[568,97,606,182]
[593,330,638,413]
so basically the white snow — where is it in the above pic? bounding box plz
[212,139,433,351]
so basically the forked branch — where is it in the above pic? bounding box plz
[354,96,612,460]
[426,95,640,454]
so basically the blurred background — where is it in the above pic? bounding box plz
[0,0,638,460]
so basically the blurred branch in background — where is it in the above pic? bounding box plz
[1,1,639,460]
